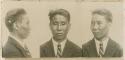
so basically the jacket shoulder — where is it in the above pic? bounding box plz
[65,40,82,57]
[107,39,123,57]
[40,40,51,49]
[109,39,122,51]
[82,40,93,48]
[2,42,21,57]
[67,40,81,50]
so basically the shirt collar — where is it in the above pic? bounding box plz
[94,37,109,54]
[52,38,67,46]
[94,37,109,43]
[9,34,25,48]
[52,37,67,56]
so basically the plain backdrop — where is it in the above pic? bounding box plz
[1,2,123,58]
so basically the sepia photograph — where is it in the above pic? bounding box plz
[1,1,124,60]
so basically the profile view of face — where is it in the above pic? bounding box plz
[50,14,70,42]
[91,14,111,40]
[15,14,30,39]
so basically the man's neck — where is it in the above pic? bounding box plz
[95,36,109,42]
[10,33,26,48]
[53,37,67,43]
[10,33,24,42]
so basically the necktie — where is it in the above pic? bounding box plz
[98,42,104,57]
[24,45,31,57]
[57,43,62,57]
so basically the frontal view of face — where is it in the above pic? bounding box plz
[91,14,111,40]
[50,14,70,42]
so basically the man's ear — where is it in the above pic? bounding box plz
[109,22,112,26]
[108,22,112,29]
[13,23,18,30]
[68,23,71,30]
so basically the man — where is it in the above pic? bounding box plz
[40,9,82,57]
[2,8,31,58]
[82,9,123,57]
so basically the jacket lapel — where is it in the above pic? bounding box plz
[88,39,98,57]
[62,40,71,57]
[103,39,114,57]
[45,40,55,57]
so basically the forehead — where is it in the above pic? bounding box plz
[51,14,68,22]
[92,14,106,22]
[17,14,29,23]
[21,14,28,19]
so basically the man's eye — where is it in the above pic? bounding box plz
[53,22,58,25]
[61,22,66,25]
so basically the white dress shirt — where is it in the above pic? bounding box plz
[52,38,67,56]
[94,37,109,55]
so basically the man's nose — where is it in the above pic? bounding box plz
[93,23,99,30]
[57,24,62,31]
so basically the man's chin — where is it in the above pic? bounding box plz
[94,36,104,40]
[56,37,64,40]
[54,36,65,40]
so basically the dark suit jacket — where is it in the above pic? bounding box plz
[40,39,82,57]
[2,36,31,58]
[82,38,123,57]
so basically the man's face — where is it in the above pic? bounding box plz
[50,14,70,42]
[15,14,30,39]
[91,14,111,40]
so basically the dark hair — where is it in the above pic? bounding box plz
[48,9,70,22]
[92,9,112,23]
[5,8,26,32]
